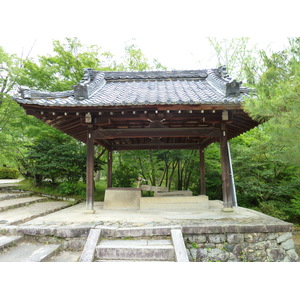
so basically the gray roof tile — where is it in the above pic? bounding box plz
[15,68,252,108]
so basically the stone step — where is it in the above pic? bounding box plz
[0,242,61,262]
[0,196,47,212]
[95,239,175,261]
[47,250,82,262]
[0,201,71,225]
[0,192,32,201]
[0,235,23,250]
[96,259,173,262]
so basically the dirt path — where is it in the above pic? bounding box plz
[293,233,300,257]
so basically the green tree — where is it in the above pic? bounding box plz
[244,38,300,166]
[119,42,167,71]
[25,130,102,186]
[208,37,300,222]
[207,37,264,84]
[19,38,117,91]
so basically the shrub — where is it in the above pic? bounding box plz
[258,200,290,221]
[0,167,19,179]
[58,181,86,196]
[113,164,139,187]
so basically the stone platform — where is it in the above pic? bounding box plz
[0,180,298,262]
[103,187,206,211]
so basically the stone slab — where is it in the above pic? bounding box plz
[16,225,92,238]
[80,228,102,262]
[171,229,189,262]
[0,196,46,211]
[103,188,141,210]
[0,235,23,250]
[0,201,71,225]
[0,242,61,262]
[140,195,209,211]
[154,190,193,197]
[48,251,82,262]
[96,239,175,261]
[114,225,182,238]
[0,193,31,201]
[141,185,168,192]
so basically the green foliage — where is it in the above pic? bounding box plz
[244,38,300,166]
[0,46,21,104]
[113,163,139,188]
[119,42,167,71]
[25,131,99,185]
[207,37,264,84]
[57,181,86,196]
[0,167,19,179]
[19,38,117,91]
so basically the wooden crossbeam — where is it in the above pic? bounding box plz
[94,127,221,139]
[111,143,200,151]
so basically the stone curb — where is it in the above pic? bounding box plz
[0,222,294,239]
[182,223,294,234]
[80,229,102,262]
[0,225,93,238]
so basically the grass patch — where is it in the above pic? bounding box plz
[17,178,107,202]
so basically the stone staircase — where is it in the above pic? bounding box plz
[0,187,71,225]
[0,185,190,262]
[0,235,61,262]
[0,227,190,262]
[0,186,82,262]
[80,228,189,262]
[95,238,175,262]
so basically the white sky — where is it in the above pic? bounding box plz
[1,0,298,70]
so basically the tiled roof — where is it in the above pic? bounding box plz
[16,67,252,108]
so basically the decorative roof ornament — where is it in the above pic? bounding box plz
[73,69,106,100]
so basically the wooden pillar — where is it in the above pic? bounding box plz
[220,124,233,211]
[107,150,113,188]
[85,126,95,213]
[199,147,206,195]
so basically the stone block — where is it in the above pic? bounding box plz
[103,188,141,210]
[140,195,209,211]
[244,233,266,243]
[141,185,168,192]
[208,234,225,244]
[196,248,208,262]
[154,190,193,197]
[281,239,295,251]
[227,233,244,244]
[267,233,279,240]
[171,229,189,262]
[189,248,197,261]
[286,249,299,262]
[276,232,292,244]
[207,248,229,262]
[79,229,102,262]
[267,248,286,262]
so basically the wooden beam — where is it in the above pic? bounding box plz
[94,127,221,139]
[86,126,95,213]
[199,147,206,195]
[220,124,233,210]
[107,150,113,188]
[111,143,200,151]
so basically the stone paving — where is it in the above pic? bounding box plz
[0,179,298,262]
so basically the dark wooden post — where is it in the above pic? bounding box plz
[85,126,95,213]
[220,123,233,211]
[199,147,206,195]
[107,150,113,188]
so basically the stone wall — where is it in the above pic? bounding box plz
[185,232,299,262]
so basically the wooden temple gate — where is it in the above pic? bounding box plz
[15,67,259,213]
